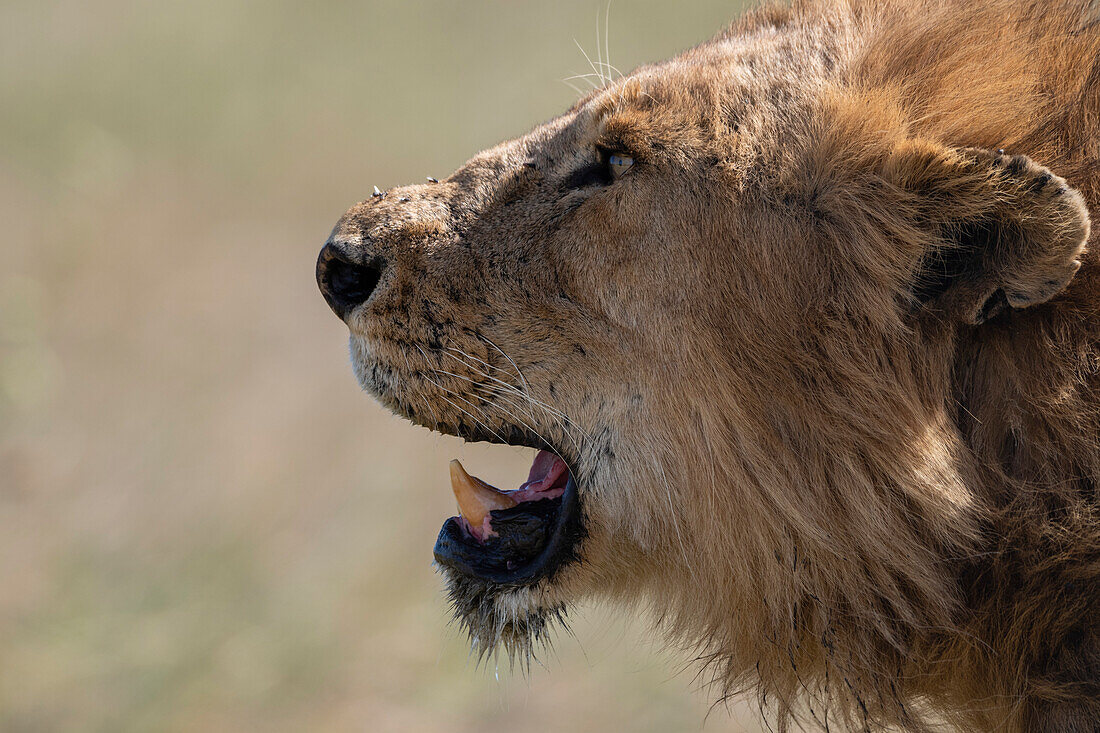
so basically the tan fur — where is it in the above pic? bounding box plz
[323,1,1100,729]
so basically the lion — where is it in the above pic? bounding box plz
[315,0,1100,729]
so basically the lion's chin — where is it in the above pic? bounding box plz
[438,567,573,664]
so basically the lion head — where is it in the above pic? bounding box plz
[317,1,1097,728]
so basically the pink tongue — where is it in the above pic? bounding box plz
[512,450,569,502]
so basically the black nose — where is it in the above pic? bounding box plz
[316,242,384,320]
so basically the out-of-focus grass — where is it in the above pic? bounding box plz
[0,1,764,730]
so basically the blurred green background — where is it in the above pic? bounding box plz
[0,1,763,730]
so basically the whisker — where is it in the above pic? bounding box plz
[479,335,531,394]
[416,344,511,444]
[561,79,588,97]
[443,346,519,384]
[423,353,578,462]
[434,388,510,446]
[435,350,586,454]
[443,347,593,443]
[563,73,603,89]
[604,1,613,83]
[441,349,584,432]
[477,388,579,464]
[403,349,440,427]
[595,7,606,87]
[479,384,584,457]
[592,61,623,79]
[573,38,605,89]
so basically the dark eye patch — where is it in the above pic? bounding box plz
[560,160,613,190]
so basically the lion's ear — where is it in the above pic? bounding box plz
[888,145,1090,324]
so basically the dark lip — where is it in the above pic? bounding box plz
[433,471,584,587]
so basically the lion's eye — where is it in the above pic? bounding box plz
[607,152,634,179]
[561,149,635,190]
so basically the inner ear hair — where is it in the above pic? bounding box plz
[903,146,1090,325]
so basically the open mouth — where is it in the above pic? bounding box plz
[433,450,584,587]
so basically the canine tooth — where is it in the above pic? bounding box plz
[450,459,517,527]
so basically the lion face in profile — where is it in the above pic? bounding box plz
[317,1,1100,730]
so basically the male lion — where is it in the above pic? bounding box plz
[316,0,1100,729]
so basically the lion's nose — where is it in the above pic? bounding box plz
[316,239,385,320]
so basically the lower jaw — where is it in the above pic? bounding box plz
[433,472,584,588]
